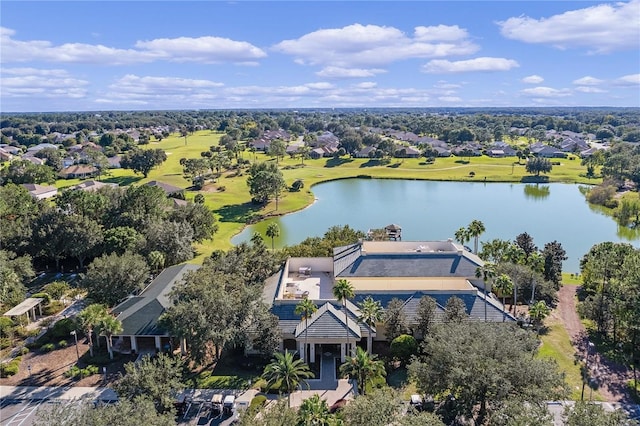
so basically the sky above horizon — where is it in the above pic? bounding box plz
[1,1,639,112]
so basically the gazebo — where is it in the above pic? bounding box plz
[384,224,402,240]
[3,298,45,324]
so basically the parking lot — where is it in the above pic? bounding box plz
[1,399,58,426]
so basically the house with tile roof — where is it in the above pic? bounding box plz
[263,240,514,363]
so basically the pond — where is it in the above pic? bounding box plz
[232,179,640,273]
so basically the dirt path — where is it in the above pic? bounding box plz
[557,285,633,402]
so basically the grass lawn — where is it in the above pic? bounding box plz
[562,272,583,286]
[538,320,603,401]
[54,130,601,261]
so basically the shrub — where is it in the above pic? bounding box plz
[40,343,55,353]
[20,347,29,355]
[390,334,418,364]
[0,361,20,377]
[0,338,11,350]
[65,364,99,379]
[40,317,56,328]
[0,317,14,334]
[58,340,68,348]
[469,171,475,177]
[43,281,70,300]
[291,179,304,192]
[49,318,77,340]
[586,185,616,207]
[43,301,65,316]
[30,292,52,304]
[248,395,267,413]
[218,185,226,192]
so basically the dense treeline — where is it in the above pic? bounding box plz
[2,108,639,150]
[0,183,217,308]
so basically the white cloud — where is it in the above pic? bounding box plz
[522,75,544,84]
[498,0,640,53]
[614,73,640,86]
[0,67,88,98]
[108,75,223,96]
[413,25,469,41]
[521,86,572,97]
[135,36,266,63]
[434,81,463,89]
[575,86,607,93]
[305,82,334,90]
[423,57,519,73]
[438,96,462,102]
[274,23,478,67]
[0,27,266,65]
[572,76,604,86]
[353,82,377,89]
[316,66,387,79]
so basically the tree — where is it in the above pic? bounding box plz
[147,250,165,274]
[0,184,42,253]
[143,220,194,265]
[267,139,287,163]
[358,296,384,354]
[120,148,167,177]
[0,159,55,184]
[237,399,298,426]
[81,252,150,307]
[444,296,468,323]
[409,322,566,425]
[398,412,446,426]
[114,185,168,230]
[251,306,281,359]
[265,222,280,250]
[103,226,142,255]
[515,232,538,260]
[84,148,110,180]
[30,209,69,270]
[526,157,553,176]
[296,145,311,165]
[34,147,63,171]
[488,399,554,426]
[78,304,109,357]
[63,215,104,268]
[339,346,385,395]
[168,202,218,243]
[56,188,109,222]
[0,250,33,308]
[390,334,418,365]
[384,298,408,341]
[467,219,486,254]
[98,314,123,359]
[297,394,333,426]
[262,351,314,407]
[295,297,318,362]
[340,387,403,426]
[493,274,514,321]
[162,266,259,364]
[333,279,355,356]
[454,227,470,248]
[114,353,184,414]
[415,296,437,339]
[246,161,287,207]
[542,240,567,287]
[34,396,176,426]
[563,401,636,426]
[529,301,551,332]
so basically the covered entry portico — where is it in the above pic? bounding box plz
[294,302,372,362]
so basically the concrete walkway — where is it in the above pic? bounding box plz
[0,385,117,402]
[307,351,338,390]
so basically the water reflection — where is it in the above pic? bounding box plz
[523,184,550,200]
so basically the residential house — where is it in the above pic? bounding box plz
[107,156,121,168]
[59,165,98,179]
[264,240,514,363]
[452,143,483,157]
[0,144,21,155]
[26,143,57,153]
[71,180,118,192]
[0,148,13,162]
[111,264,199,355]
[353,146,377,158]
[21,183,58,200]
[530,143,567,158]
[144,180,185,198]
[395,146,421,158]
[487,141,517,158]
[22,156,46,166]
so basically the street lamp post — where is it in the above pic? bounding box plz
[27,364,32,383]
[70,330,80,364]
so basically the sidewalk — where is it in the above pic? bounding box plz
[0,385,117,402]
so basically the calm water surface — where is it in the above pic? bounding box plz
[232,179,640,273]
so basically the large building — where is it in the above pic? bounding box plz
[263,240,514,362]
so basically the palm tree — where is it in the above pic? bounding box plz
[493,274,514,322]
[475,262,496,322]
[295,298,318,362]
[333,279,355,357]
[147,250,165,275]
[529,300,551,333]
[467,220,486,254]
[504,243,526,314]
[527,251,545,304]
[454,227,470,248]
[339,346,386,395]
[99,315,123,359]
[78,304,109,357]
[262,351,314,407]
[265,222,280,250]
[298,394,331,426]
[358,296,383,354]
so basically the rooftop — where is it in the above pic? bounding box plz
[346,277,474,292]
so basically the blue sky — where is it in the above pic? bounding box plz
[1,1,639,112]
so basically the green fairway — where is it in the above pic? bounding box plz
[67,131,600,260]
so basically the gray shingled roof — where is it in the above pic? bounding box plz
[113,264,199,336]
[337,253,481,278]
[295,303,361,340]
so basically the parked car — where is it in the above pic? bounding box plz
[409,394,423,412]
